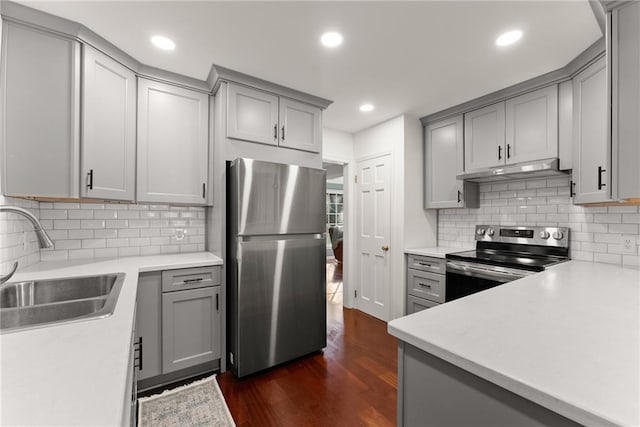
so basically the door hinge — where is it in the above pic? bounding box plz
[354,175,358,184]
[354,290,357,298]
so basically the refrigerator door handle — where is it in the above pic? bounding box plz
[239,233,324,242]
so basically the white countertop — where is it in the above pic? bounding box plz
[405,246,470,258]
[0,252,223,426]
[388,260,640,427]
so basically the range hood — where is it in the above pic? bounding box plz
[457,158,569,182]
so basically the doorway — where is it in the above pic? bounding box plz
[323,160,345,314]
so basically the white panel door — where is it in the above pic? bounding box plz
[464,102,506,171]
[505,85,558,164]
[356,154,391,321]
[572,56,610,204]
[425,115,464,208]
[81,45,136,200]
[227,83,279,146]
[137,78,209,204]
[278,97,321,153]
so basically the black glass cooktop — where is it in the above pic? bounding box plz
[446,249,567,272]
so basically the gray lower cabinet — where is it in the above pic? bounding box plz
[135,266,221,386]
[398,342,582,427]
[135,272,162,381]
[162,286,221,373]
[406,254,446,314]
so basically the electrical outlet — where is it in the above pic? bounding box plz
[621,235,637,255]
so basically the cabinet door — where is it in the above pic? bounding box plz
[612,3,640,200]
[136,272,162,381]
[227,83,279,146]
[137,79,209,204]
[279,97,322,153]
[572,56,610,204]
[81,46,136,200]
[162,286,220,373]
[464,102,506,171]
[505,85,558,164]
[425,116,465,208]
[1,23,80,198]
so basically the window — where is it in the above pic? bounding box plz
[326,190,343,249]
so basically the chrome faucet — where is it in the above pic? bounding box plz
[0,206,54,284]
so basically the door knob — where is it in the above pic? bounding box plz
[381,245,389,251]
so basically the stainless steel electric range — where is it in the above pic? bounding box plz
[445,225,570,302]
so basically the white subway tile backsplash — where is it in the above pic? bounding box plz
[438,176,640,268]
[0,199,206,271]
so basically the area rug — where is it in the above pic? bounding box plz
[138,375,235,427]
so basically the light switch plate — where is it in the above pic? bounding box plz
[621,235,637,255]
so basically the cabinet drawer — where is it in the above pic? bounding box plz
[162,266,220,292]
[407,295,439,315]
[407,269,445,303]
[407,255,445,274]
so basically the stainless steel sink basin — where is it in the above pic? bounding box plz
[0,275,118,308]
[0,273,124,334]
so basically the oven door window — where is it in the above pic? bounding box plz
[445,271,503,302]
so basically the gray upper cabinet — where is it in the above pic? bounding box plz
[279,97,322,153]
[572,56,609,204]
[425,115,478,209]
[464,86,559,172]
[227,83,279,146]
[505,85,558,164]
[225,82,322,153]
[464,102,506,171]
[1,22,80,198]
[81,45,136,201]
[137,78,210,205]
[611,2,640,201]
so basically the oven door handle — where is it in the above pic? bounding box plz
[446,261,532,283]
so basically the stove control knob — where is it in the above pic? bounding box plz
[552,231,564,240]
[476,228,486,236]
[539,231,550,240]
[486,228,495,236]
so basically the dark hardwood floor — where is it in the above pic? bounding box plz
[217,260,398,426]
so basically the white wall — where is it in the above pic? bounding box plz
[323,128,356,308]
[404,115,437,250]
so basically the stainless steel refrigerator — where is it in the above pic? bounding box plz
[227,158,326,377]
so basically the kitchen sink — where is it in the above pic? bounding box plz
[0,273,124,333]
[0,275,118,308]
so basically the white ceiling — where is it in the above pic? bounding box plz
[16,1,602,134]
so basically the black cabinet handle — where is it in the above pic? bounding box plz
[216,294,219,311]
[281,126,285,141]
[570,180,576,197]
[87,169,94,190]
[183,278,204,284]
[134,337,143,371]
[507,144,511,159]
[598,166,606,190]
[202,183,206,199]
[457,190,462,203]
[498,146,502,160]
[274,124,278,139]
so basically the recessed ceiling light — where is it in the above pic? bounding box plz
[495,30,523,47]
[151,35,175,51]
[320,31,343,48]
[359,104,374,112]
